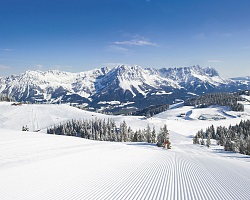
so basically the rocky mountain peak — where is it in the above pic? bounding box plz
[0,65,249,110]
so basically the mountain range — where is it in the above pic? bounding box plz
[0,65,249,112]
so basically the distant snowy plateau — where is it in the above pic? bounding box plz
[0,65,249,111]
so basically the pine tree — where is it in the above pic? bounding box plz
[146,124,152,143]
[140,129,146,142]
[127,126,132,142]
[210,125,216,139]
[22,125,29,131]
[152,127,156,143]
[231,137,240,153]
[132,131,138,142]
[206,132,211,147]
[193,135,199,144]
[200,137,205,145]
[224,138,232,151]
[157,124,171,148]
[120,120,128,142]
[138,129,143,142]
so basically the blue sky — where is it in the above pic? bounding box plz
[0,0,250,78]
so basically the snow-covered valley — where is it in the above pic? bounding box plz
[1,102,250,199]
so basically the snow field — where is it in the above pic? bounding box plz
[2,102,250,137]
[1,102,250,199]
[1,129,250,200]
[0,102,149,132]
[154,103,250,136]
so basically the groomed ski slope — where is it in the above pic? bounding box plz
[1,102,250,199]
[1,129,250,200]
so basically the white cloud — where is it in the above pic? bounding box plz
[194,33,207,40]
[0,48,13,52]
[103,62,123,67]
[108,35,157,54]
[51,65,73,70]
[220,33,232,37]
[103,62,132,68]
[34,64,44,70]
[0,64,11,69]
[113,38,157,46]
[207,60,223,63]
[106,45,131,53]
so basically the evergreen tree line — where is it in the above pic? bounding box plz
[238,90,250,96]
[184,92,244,111]
[47,118,171,148]
[129,104,169,118]
[0,94,15,102]
[193,120,250,155]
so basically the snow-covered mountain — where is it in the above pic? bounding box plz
[0,65,249,110]
[231,76,250,87]
[0,68,109,104]
[159,65,233,92]
[91,65,180,105]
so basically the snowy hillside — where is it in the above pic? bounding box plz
[0,102,148,132]
[1,102,250,199]
[1,100,250,135]
[231,76,250,87]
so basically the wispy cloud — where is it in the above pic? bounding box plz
[0,64,11,69]
[103,62,128,68]
[106,45,131,53]
[183,61,191,64]
[51,65,73,70]
[207,60,223,63]
[113,38,157,46]
[220,32,232,37]
[0,48,13,52]
[108,34,157,54]
[194,33,207,40]
[34,64,45,70]
[112,34,158,47]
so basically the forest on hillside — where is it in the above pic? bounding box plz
[184,92,244,111]
[129,104,169,118]
[0,94,15,102]
[238,90,250,96]
[46,118,171,148]
[193,120,250,155]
